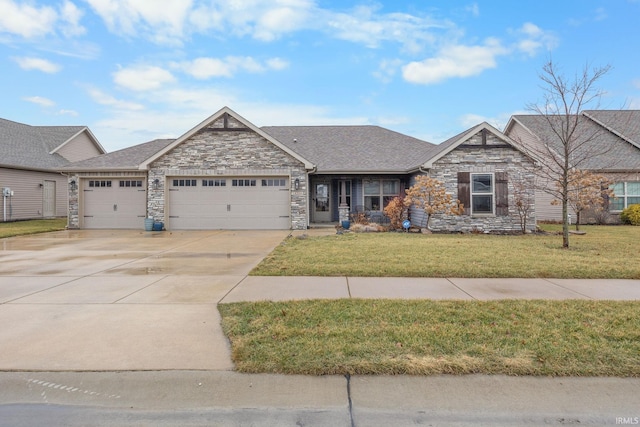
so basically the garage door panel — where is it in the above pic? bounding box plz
[168,177,290,230]
[82,179,146,229]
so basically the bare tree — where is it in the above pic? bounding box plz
[524,59,612,247]
[550,170,613,231]
[512,173,536,234]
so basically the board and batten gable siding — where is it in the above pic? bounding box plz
[412,129,537,233]
[147,114,309,229]
[55,132,103,163]
[0,168,67,221]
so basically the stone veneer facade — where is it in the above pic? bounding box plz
[417,130,537,233]
[67,171,147,229]
[148,114,309,230]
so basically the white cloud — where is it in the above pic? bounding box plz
[373,58,403,83]
[0,0,85,39]
[0,0,57,38]
[113,65,176,91]
[84,0,449,53]
[57,109,79,116]
[87,87,145,111]
[402,38,508,85]
[84,0,191,44]
[174,56,289,79]
[59,0,86,37]
[266,57,289,71]
[324,5,447,54]
[465,3,480,17]
[513,22,558,56]
[14,57,62,73]
[23,96,56,107]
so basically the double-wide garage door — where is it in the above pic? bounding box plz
[168,176,291,230]
[82,179,147,229]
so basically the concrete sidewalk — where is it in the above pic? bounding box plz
[1,230,639,426]
[221,275,640,302]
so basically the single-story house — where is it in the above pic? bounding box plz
[505,110,640,223]
[0,118,105,222]
[61,106,537,232]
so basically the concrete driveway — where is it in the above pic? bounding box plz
[0,229,290,371]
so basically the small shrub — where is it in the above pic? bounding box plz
[350,211,369,225]
[620,204,640,225]
[383,196,406,230]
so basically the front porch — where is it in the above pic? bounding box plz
[308,175,408,225]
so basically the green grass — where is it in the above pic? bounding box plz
[251,225,640,278]
[0,218,67,239]
[219,299,640,377]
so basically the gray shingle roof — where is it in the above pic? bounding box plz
[62,138,175,171]
[512,112,640,171]
[583,110,640,147]
[0,118,87,170]
[261,125,435,173]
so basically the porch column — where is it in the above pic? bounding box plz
[339,180,349,223]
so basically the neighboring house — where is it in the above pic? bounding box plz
[0,118,105,222]
[505,110,640,223]
[62,106,537,232]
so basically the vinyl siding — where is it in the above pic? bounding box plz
[0,168,68,221]
[55,132,102,162]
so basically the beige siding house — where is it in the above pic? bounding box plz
[0,118,105,222]
[505,110,640,223]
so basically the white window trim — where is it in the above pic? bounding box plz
[612,181,640,211]
[470,172,495,216]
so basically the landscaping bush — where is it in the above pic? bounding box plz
[383,196,405,230]
[620,204,640,225]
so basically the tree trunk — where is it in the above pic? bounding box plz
[575,211,581,231]
[562,198,570,248]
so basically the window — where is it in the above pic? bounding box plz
[172,179,197,187]
[261,179,286,187]
[471,173,494,214]
[458,172,508,216]
[119,180,142,187]
[364,179,400,211]
[232,179,256,187]
[88,180,112,188]
[611,182,640,210]
[202,179,226,187]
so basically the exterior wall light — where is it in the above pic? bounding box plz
[70,180,77,191]
[294,178,300,190]
[153,178,160,190]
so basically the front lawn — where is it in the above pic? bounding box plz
[251,225,640,278]
[0,218,67,239]
[219,299,640,377]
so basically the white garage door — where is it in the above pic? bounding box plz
[168,177,290,230]
[82,179,147,229]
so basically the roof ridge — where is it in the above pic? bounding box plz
[582,111,640,150]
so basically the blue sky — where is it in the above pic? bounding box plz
[1,0,639,152]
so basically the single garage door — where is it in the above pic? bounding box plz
[82,179,147,229]
[168,177,290,230]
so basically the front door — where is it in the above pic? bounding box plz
[42,180,56,218]
[314,182,331,222]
